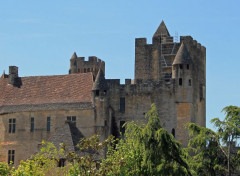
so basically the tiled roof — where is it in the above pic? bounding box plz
[0,73,93,107]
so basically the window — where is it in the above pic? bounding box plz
[77,69,80,73]
[30,117,34,132]
[84,68,86,73]
[87,68,90,72]
[171,128,175,138]
[47,117,51,132]
[96,90,99,96]
[120,121,125,135]
[200,84,204,101]
[8,150,15,164]
[120,98,125,112]
[67,116,76,126]
[58,158,66,167]
[9,119,16,133]
[187,64,190,70]
[179,64,183,69]
[179,78,182,86]
[189,79,191,86]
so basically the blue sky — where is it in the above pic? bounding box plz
[0,0,239,129]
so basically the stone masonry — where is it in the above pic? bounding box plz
[0,21,206,165]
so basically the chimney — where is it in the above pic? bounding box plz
[8,66,19,86]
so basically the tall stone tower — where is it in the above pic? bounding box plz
[133,21,206,146]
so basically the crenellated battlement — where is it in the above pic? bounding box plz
[106,78,174,95]
[69,52,105,78]
[180,36,205,52]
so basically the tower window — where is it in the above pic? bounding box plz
[47,117,51,132]
[96,90,99,96]
[179,64,183,69]
[77,69,80,73]
[200,84,204,101]
[120,98,125,112]
[189,79,192,86]
[8,150,15,164]
[67,116,76,126]
[120,121,126,135]
[187,64,190,70]
[30,117,34,132]
[171,128,175,138]
[9,119,16,133]
[179,78,182,86]
[84,68,86,73]
[87,68,90,72]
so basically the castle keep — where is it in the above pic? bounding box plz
[0,21,206,165]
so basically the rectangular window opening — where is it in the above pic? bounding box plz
[120,98,125,112]
[58,158,66,167]
[30,117,34,132]
[47,117,51,132]
[9,119,16,133]
[8,150,15,164]
[179,78,182,86]
[179,64,183,69]
[189,79,191,86]
[67,116,76,126]
[120,121,126,135]
[187,64,190,70]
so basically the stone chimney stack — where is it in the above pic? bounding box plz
[8,66,19,86]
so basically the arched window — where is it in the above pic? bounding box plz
[171,128,175,138]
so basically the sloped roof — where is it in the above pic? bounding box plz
[153,21,170,37]
[92,69,107,91]
[0,73,93,107]
[48,121,84,152]
[70,52,77,60]
[172,42,191,65]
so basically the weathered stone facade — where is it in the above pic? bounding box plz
[0,21,206,165]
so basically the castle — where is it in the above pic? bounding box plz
[0,21,206,165]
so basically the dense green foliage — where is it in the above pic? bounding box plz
[0,104,239,176]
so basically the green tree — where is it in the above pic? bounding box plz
[68,134,114,176]
[188,123,227,176]
[0,162,10,176]
[188,105,240,176]
[101,104,192,176]
[11,141,69,176]
[211,105,240,176]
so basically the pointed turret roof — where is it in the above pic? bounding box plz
[92,69,107,90]
[172,42,191,65]
[70,52,77,60]
[153,21,170,37]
